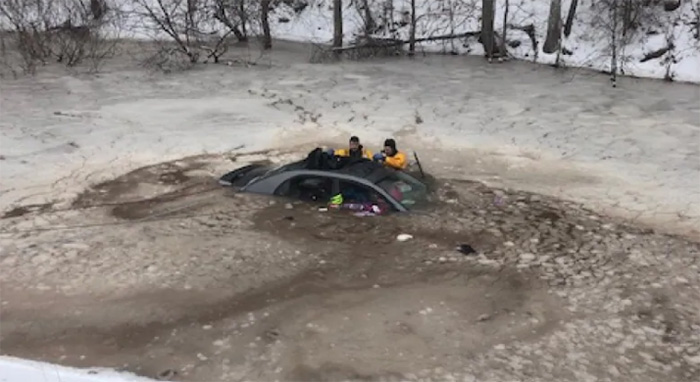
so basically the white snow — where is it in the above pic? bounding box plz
[268,0,700,83]
[0,356,156,382]
[2,0,696,81]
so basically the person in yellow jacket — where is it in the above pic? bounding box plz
[373,138,408,170]
[333,136,373,159]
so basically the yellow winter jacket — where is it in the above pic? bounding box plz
[384,151,408,170]
[334,147,373,159]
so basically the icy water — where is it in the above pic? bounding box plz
[1,153,699,382]
[0,41,699,237]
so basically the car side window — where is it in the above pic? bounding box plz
[275,175,334,203]
[338,180,394,210]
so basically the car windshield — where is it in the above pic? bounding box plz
[376,171,428,210]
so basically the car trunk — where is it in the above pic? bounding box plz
[219,164,271,188]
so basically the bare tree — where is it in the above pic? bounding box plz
[543,0,562,54]
[500,0,509,57]
[212,0,249,42]
[409,0,416,55]
[237,0,248,39]
[689,0,700,40]
[261,0,271,49]
[610,0,619,87]
[587,0,667,86]
[333,0,343,48]
[481,0,496,59]
[361,0,375,36]
[135,0,233,66]
[90,0,108,21]
[133,0,198,62]
[381,0,395,37]
[563,0,578,37]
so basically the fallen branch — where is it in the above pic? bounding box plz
[411,32,481,44]
[640,43,673,63]
[332,32,482,52]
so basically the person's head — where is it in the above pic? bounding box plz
[349,136,360,151]
[384,138,397,156]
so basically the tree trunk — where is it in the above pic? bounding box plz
[186,0,197,36]
[362,0,374,36]
[500,0,509,57]
[480,0,496,59]
[262,0,271,49]
[232,26,245,42]
[449,0,455,52]
[542,0,562,54]
[239,0,248,41]
[333,0,343,48]
[611,0,618,87]
[563,0,578,37]
[90,0,107,21]
[409,0,416,55]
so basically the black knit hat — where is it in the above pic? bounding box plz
[350,136,360,143]
[384,138,396,150]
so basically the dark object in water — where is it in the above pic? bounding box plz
[457,244,476,255]
[413,151,425,179]
[158,369,178,380]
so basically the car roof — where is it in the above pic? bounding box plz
[270,159,392,184]
[335,160,392,182]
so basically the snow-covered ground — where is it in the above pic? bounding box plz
[270,0,700,82]
[0,356,155,382]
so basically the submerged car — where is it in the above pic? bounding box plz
[219,155,429,212]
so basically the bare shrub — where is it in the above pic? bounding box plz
[140,44,195,72]
[0,0,119,75]
[133,0,209,64]
[310,42,340,63]
[0,0,54,73]
[133,0,270,70]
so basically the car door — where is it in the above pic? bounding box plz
[337,179,397,212]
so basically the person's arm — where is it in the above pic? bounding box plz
[364,148,373,159]
[384,152,407,170]
[334,149,348,157]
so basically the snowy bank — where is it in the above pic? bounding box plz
[270,0,700,83]
[0,356,155,382]
[1,0,696,81]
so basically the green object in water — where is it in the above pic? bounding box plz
[330,193,344,205]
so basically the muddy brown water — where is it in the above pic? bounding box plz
[2,155,693,381]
